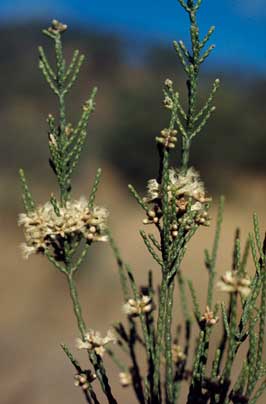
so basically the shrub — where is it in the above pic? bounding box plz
[18,3,266,403]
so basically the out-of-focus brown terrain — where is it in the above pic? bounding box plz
[0,22,266,403]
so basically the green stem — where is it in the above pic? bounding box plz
[181,8,200,172]
[67,274,86,336]
[59,91,69,204]
[256,261,266,373]
[162,149,170,260]
[54,34,69,204]
[59,93,66,134]
[66,274,117,404]
[223,292,238,382]
[165,280,175,403]
[153,275,168,399]
[125,264,154,361]
[181,137,190,172]
[61,344,99,404]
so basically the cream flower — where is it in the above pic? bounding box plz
[217,271,251,298]
[123,295,153,317]
[172,344,186,364]
[144,179,160,202]
[142,208,161,225]
[163,95,174,109]
[20,243,40,259]
[168,167,205,201]
[201,306,219,326]
[164,78,173,88]
[76,339,90,350]
[48,19,68,34]
[144,167,208,206]
[18,197,109,258]
[76,329,116,357]
[156,128,177,149]
[74,371,96,390]
[143,167,210,229]
[119,372,132,387]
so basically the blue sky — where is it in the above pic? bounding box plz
[0,0,265,73]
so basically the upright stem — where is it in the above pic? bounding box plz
[165,280,175,403]
[59,90,68,204]
[181,137,190,172]
[66,274,117,404]
[55,34,69,204]
[223,292,238,382]
[153,275,168,400]
[59,93,66,133]
[55,34,66,141]
[67,274,86,337]
[182,7,200,172]
[162,149,170,260]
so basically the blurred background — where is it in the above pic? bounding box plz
[0,0,266,403]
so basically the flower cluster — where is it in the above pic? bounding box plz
[119,372,132,387]
[18,197,108,259]
[200,306,219,326]
[123,295,153,317]
[163,95,174,110]
[143,167,210,231]
[156,128,177,149]
[76,329,116,357]
[217,271,251,298]
[163,78,174,110]
[165,78,173,89]
[74,371,96,390]
[172,344,186,364]
[48,19,68,34]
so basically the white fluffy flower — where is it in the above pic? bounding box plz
[119,372,132,387]
[168,167,205,200]
[20,243,39,259]
[217,271,251,298]
[76,329,116,357]
[144,167,207,207]
[123,295,153,316]
[144,179,160,202]
[201,306,219,326]
[172,344,186,364]
[18,197,109,258]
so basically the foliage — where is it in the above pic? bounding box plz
[1,22,266,190]
[18,2,266,404]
